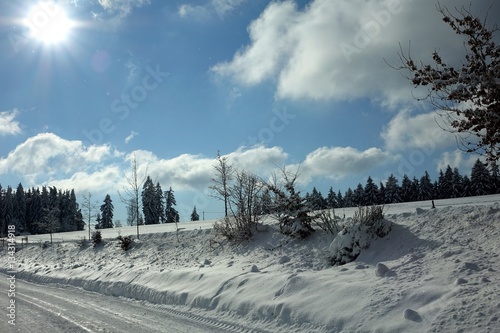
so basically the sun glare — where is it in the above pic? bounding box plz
[24,2,74,45]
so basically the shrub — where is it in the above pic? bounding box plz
[329,206,391,265]
[213,170,263,242]
[267,167,315,238]
[314,209,341,235]
[117,236,133,251]
[91,230,102,247]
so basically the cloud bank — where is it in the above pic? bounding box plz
[212,0,492,105]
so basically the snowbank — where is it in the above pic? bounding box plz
[1,195,499,333]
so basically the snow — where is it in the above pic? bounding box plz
[1,194,500,333]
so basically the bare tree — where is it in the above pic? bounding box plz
[213,170,263,241]
[210,151,235,217]
[118,153,147,239]
[39,208,60,244]
[392,2,500,163]
[81,193,98,241]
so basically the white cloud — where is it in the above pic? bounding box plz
[381,110,458,152]
[212,0,246,18]
[124,131,138,144]
[297,146,395,183]
[212,0,491,104]
[118,145,288,192]
[0,109,22,136]
[98,0,151,17]
[179,0,247,20]
[178,4,210,20]
[436,149,480,174]
[1,133,399,205]
[0,133,117,180]
[48,166,123,195]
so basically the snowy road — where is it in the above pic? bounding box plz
[0,273,255,333]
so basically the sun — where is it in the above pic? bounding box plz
[24,2,74,45]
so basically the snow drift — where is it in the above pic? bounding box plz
[1,195,499,333]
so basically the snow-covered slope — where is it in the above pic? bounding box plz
[2,195,499,333]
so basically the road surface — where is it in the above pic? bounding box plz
[0,273,258,333]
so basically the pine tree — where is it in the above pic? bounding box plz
[452,167,464,198]
[352,183,364,206]
[400,175,413,202]
[14,183,26,232]
[490,162,500,194]
[385,174,400,204]
[155,182,165,223]
[142,176,159,225]
[462,175,472,197]
[377,182,386,204]
[439,165,455,199]
[99,194,114,228]
[411,177,420,202]
[344,188,354,207]
[191,206,200,221]
[470,159,492,196]
[308,187,326,210]
[95,213,102,229]
[165,187,179,223]
[3,187,14,233]
[336,190,344,208]
[327,187,337,208]
[419,171,434,201]
[363,176,379,205]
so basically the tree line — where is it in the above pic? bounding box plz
[304,159,499,210]
[0,184,85,237]
[99,175,199,230]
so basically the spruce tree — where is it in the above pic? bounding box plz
[385,174,401,204]
[419,171,434,201]
[327,187,337,208]
[352,183,364,206]
[377,182,386,204]
[363,176,379,205]
[191,206,200,221]
[336,190,344,208]
[452,167,464,198]
[99,194,114,229]
[165,187,179,223]
[155,182,165,223]
[142,176,157,225]
[400,175,413,202]
[15,183,26,232]
[470,159,492,196]
[462,175,472,197]
[344,188,354,207]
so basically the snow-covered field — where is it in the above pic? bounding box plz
[2,195,499,332]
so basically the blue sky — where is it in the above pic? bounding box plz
[0,0,497,222]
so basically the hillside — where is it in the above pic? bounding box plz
[2,195,500,333]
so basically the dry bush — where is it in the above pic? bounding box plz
[314,209,340,235]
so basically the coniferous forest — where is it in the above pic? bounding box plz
[305,159,499,210]
[0,159,498,237]
[0,183,84,237]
